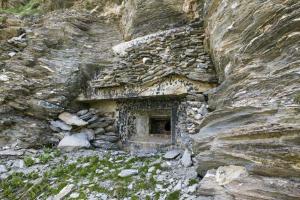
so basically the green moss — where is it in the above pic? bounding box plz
[145,195,151,200]
[154,192,160,200]
[131,195,139,200]
[24,156,35,167]
[188,178,199,186]
[39,153,52,164]
[166,190,180,200]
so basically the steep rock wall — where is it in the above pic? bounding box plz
[193,0,300,198]
[0,10,122,148]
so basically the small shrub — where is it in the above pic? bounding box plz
[188,178,199,186]
[166,190,180,200]
[154,192,160,200]
[131,195,139,200]
[24,156,35,167]
[145,195,151,200]
[39,153,52,164]
[114,186,128,198]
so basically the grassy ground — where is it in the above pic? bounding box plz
[0,150,179,200]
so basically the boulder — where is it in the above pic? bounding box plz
[11,159,25,168]
[58,133,91,149]
[58,112,88,126]
[142,57,152,64]
[77,129,95,141]
[181,149,193,167]
[163,150,181,160]
[215,165,248,186]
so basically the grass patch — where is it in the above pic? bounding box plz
[188,178,199,186]
[154,192,160,200]
[166,190,180,200]
[24,156,35,167]
[0,0,42,17]
[1,152,164,199]
[24,149,61,166]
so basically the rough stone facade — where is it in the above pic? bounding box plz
[81,21,217,149]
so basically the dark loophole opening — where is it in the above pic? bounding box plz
[150,116,171,135]
[165,120,171,131]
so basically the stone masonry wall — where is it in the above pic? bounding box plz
[86,21,217,100]
[116,95,209,148]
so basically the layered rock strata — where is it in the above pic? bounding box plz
[0,10,122,148]
[192,0,300,199]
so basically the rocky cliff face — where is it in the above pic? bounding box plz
[192,0,300,199]
[0,7,122,147]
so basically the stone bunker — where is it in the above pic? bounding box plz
[78,22,217,150]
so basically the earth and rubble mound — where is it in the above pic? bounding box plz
[0,0,299,199]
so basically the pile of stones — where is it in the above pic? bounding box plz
[49,108,119,150]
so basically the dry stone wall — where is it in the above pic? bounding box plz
[50,109,119,150]
[86,21,217,100]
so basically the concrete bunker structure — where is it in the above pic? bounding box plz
[78,22,217,150]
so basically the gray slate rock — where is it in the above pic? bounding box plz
[78,112,94,121]
[53,184,74,200]
[50,120,72,131]
[118,169,139,177]
[95,127,105,135]
[87,115,98,123]
[58,112,88,126]
[77,129,95,141]
[105,125,116,132]
[95,135,119,143]
[91,140,119,150]
[77,109,89,116]
[0,149,24,156]
[0,165,7,173]
[58,133,91,149]
[181,149,193,167]
[164,150,181,160]
[88,121,110,129]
